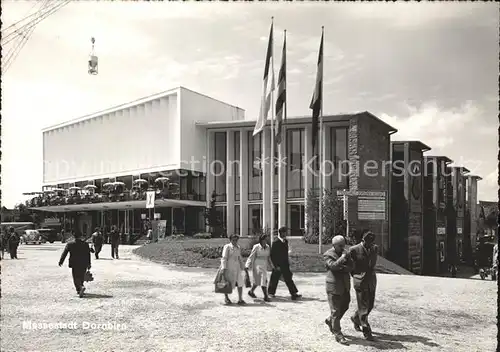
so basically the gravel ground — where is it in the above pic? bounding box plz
[1,243,496,352]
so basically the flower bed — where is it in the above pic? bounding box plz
[133,237,328,272]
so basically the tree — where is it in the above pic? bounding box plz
[14,203,34,222]
[304,188,346,244]
[484,209,498,230]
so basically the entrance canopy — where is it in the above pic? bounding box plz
[30,199,205,213]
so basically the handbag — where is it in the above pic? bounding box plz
[214,267,232,294]
[244,270,251,288]
[84,270,94,282]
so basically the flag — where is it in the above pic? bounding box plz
[310,29,323,155]
[275,31,286,145]
[253,21,275,136]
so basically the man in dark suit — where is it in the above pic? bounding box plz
[324,235,354,345]
[268,227,302,300]
[91,227,104,259]
[349,230,378,341]
[7,227,20,259]
[58,231,91,297]
[110,226,120,259]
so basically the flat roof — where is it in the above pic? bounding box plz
[467,175,483,180]
[196,111,398,133]
[424,155,453,164]
[450,166,471,174]
[42,86,244,132]
[391,140,431,152]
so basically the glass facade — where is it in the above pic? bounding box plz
[214,132,227,202]
[287,204,305,237]
[234,131,240,201]
[215,206,227,229]
[287,128,305,198]
[248,204,262,235]
[248,131,262,201]
[330,127,349,190]
[234,205,240,235]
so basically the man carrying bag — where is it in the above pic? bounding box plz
[58,231,92,298]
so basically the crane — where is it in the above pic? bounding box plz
[1,0,72,74]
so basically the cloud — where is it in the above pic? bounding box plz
[379,101,497,201]
[340,2,490,28]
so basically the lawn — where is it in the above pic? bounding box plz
[133,236,399,273]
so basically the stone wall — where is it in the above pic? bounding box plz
[348,114,391,255]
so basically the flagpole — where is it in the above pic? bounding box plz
[283,30,287,234]
[318,26,324,254]
[270,17,275,243]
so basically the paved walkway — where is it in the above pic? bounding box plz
[1,243,496,352]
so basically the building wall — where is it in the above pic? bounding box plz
[180,88,244,172]
[407,146,424,275]
[467,176,480,251]
[351,115,392,254]
[43,92,180,184]
[422,158,436,275]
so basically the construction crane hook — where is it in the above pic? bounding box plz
[88,36,98,75]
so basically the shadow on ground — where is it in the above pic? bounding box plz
[347,331,440,350]
[269,296,325,304]
[83,293,113,299]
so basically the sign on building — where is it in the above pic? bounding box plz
[146,191,156,209]
[337,190,387,221]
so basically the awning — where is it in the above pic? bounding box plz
[30,198,205,212]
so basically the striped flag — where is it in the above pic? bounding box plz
[253,21,275,136]
[275,31,286,145]
[309,29,323,155]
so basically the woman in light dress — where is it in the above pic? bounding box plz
[245,233,273,302]
[221,234,247,305]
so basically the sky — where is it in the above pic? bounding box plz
[1,1,498,207]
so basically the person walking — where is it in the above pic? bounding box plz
[221,234,247,305]
[91,227,104,259]
[324,235,353,345]
[110,226,120,259]
[492,242,498,280]
[7,227,20,259]
[245,233,273,302]
[58,231,91,297]
[0,227,5,260]
[349,230,378,341]
[268,227,302,300]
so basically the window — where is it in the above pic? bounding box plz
[287,128,304,198]
[215,206,227,229]
[330,127,349,189]
[287,204,305,237]
[251,132,262,177]
[214,132,227,202]
[248,204,262,235]
[234,131,240,201]
[248,131,262,200]
[235,205,240,235]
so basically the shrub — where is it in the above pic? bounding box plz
[304,188,346,244]
[187,245,224,259]
[171,234,185,240]
[193,233,212,239]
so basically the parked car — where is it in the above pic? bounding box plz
[37,228,61,243]
[23,230,43,245]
